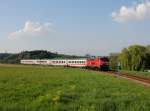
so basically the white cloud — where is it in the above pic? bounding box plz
[112,1,150,23]
[9,21,52,39]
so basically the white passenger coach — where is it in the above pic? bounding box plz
[21,59,87,67]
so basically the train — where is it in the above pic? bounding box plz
[20,57,109,70]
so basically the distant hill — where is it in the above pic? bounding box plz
[0,50,82,64]
[0,53,12,60]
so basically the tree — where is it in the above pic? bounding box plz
[129,45,147,71]
[145,45,150,69]
[85,54,92,58]
[119,48,131,70]
[119,45,148,71]
[109,53,119,71]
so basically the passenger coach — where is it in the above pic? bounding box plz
[21,59,87,67]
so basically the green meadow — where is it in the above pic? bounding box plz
[0,65,150,111]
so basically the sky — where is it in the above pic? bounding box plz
[0,0,150,56]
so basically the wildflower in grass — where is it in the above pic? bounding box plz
[90,105,95,110]
[92,88,96,92]
[52,95,60,103]
[57,90,62,95]
[70,84,76,90]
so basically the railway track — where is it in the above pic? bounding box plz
[106,71,150,86]
[121,73,150,84]
[84,69,150,86]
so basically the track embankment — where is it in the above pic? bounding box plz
[106,71,150,87]
[85,70,150,87]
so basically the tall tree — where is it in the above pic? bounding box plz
[119,48,131,70]
[109,53,119,71]
[145,45,150,69]
[119,45,148,71]
[128,45,147,71]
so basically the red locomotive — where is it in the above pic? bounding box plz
[86,57,109,70]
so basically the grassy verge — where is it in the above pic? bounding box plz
[120,70,150,79]
[0,65,150,111]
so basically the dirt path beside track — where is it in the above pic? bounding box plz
[84,69,150,87]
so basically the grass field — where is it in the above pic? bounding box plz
[0,65,150,111]
[120,70,150,79]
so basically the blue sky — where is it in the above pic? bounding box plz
[0,0,150,56]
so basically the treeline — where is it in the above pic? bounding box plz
[109,45,150,71]
[0,50,82,64]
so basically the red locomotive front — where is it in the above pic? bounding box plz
[87,57,109,70]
